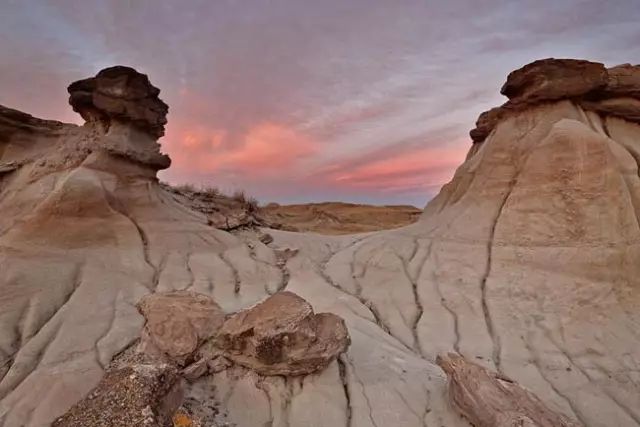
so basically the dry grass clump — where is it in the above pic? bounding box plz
[200,185,220,197]
[173,183,197,193]
[168,182,259,211]
[232,190,259,212]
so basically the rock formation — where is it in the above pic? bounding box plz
[470,58,640,142]
[68,65,169,139]
[1,59,640,427]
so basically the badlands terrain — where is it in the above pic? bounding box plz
[161,183,421,235]
[260,202,421,234]
[1,59,640,427]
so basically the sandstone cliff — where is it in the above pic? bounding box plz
[1,59,639,427]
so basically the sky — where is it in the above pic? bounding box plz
[1,1,639,206]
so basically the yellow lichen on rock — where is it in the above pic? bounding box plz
[172,410,196,427]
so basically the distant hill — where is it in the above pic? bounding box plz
[261,201,421,234]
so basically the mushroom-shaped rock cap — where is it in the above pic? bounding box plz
[469,58,640,143]
[68,66,168,138]
[500,58,608,102]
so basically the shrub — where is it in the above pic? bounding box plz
[232,190,247,203]
[246,196,259,212]
[200,185,220,197]
[174,183,196,193]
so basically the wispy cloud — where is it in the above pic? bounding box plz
[1,0,638,205]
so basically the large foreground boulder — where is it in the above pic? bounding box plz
[137,291,226,365]
[215,291,350,375]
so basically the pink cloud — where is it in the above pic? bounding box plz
[314,144,467,193]
[162,120,317,180]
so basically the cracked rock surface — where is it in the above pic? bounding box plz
[1,60,640,427]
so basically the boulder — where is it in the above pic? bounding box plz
[436,353,582,427]
[136,291,226,365]
[68,66,169,138]
[215,291,350,376]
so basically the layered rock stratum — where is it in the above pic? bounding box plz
[1,59,640,427]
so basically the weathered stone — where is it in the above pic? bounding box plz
[137,291,226,365]
[0,161,20,175]
[215,291,350,376]
[500,58,607,102]
[469,105,507,142]
[580,97,640,124]
[258,231,273,245]
[206,355,233,374]
[53,362,184,427]
[182,358,209,382]
[603,64,640,98]
[436,353,582,427]
[68,66,169,138]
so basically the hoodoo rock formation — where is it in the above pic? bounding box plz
[1,58,640,427]
[469,59,640,143]
[68,66,169,139]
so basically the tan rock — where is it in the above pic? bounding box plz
[215,291,350,375]
[437,353,582,427]
[181,358,209,382]
[137,291,225,364]
[206,355,232,374]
